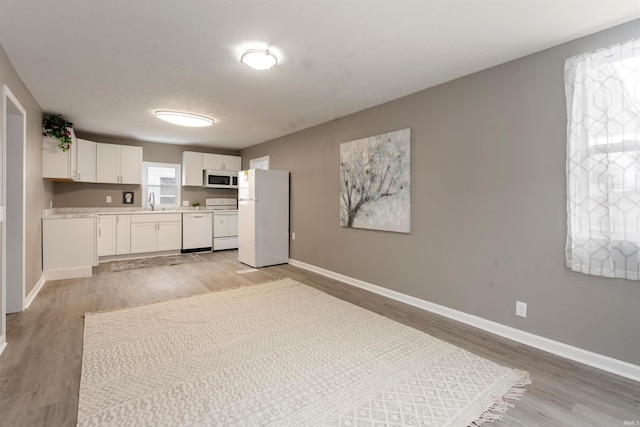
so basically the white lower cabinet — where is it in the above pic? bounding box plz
[97,215,116,256]
[157,222,182,251]
[44,212,181,279]
[130,213,182,254]
[130,223,156,253]
[116,215,131,255]
[43,217,96,277]
[97,214,131,256]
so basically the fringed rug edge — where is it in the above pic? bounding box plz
[468,369,532,426]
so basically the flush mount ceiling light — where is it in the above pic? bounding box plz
[241,49,278,70]
[154,111,214,127]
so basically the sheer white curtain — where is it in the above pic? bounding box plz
[565,37,640,280]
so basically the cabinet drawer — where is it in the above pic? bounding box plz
[131,213,182,223]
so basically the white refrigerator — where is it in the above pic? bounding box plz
[238,169,290,268]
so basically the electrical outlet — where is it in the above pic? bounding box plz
[182,200,189,207]
[106,196,112,203]
[516,301,527,318]
[292,232,296,240]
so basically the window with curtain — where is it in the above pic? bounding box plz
[142,162,181,208]
[565,37,640,280]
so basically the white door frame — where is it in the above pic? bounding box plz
[2,84,27,347]
[249,155,270,170]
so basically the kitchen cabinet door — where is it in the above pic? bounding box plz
[76,138,96,182]
[182,151,204,186]
[42,128,77,180]
[119,145,142,184]
[156,222,182,251]
[97,215,116,256]
[116,215,131,255]
[95,143,142,184]
[223,155,242,171]
[43,217,96,271]
[130,223,158,253]
[203,153,223,171]
[203,153,242,171]
[96,143,119,183]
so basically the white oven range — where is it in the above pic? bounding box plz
[205,198,238,251]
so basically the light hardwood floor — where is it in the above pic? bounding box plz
[0,250,638,426]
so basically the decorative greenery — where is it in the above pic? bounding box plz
[192,201,200,207]
[43,114,74,152]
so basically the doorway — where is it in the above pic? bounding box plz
[2,84,26,341]
[249,155,270,170]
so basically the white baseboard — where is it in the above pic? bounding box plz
[0,335,6,357]
[43,267,93,281]
[289,258,640,383]
[24,274,46,309]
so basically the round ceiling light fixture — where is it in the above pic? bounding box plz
[241,49,278,70]
[154,111,214,127]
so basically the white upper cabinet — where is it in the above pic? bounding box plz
[224,155,242,171]
[76,138,96,182]
[184,151,241,186]
[203,153,242,171]
[96,143,118,183]
[43,128,78,180]
[44,133,138,184]
[182,151,204,186]
[119,145,143,184]
[96,143,142,184]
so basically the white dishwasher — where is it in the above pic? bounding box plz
[182,212,212,253]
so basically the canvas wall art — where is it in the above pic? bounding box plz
[340,128,411,233]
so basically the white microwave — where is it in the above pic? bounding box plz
[203,170,238,189]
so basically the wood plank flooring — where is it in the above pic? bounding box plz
[0,250,638,426]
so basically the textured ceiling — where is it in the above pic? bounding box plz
[0,1,638,149]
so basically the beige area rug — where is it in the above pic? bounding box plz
[110,254,205,272]
[78,278,530,426]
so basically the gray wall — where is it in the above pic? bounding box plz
[53,133,239,208]
[0,43,53,306]
[241,20,640,366]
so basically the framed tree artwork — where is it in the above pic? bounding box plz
[340,128,411,233]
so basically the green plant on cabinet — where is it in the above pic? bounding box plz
[43,114,73,151]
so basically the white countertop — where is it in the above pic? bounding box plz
[42,207,217,219]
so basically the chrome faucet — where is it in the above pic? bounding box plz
[148,192,155,211]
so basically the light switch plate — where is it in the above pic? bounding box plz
[106,196,112,203]
[183,201,189,207]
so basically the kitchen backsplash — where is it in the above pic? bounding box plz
[52,182,237,208]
